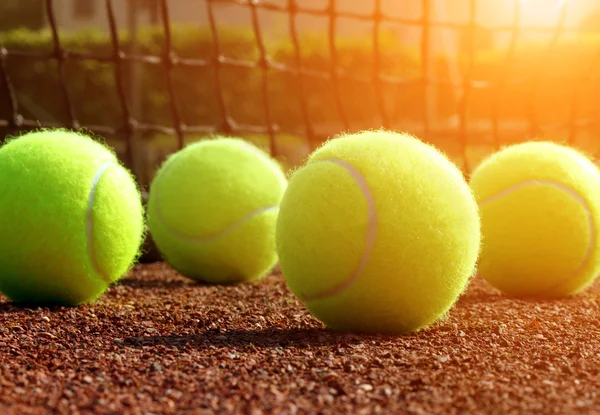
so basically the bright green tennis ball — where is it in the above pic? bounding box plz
[147,137,287,284]
[276,130,481,334]
[470,141,600,298]
[0,130,145,305]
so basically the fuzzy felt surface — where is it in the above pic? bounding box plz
[470,141,600,297]
[0,130,144,305]
[276,130,481,334]
[147,137,288,283]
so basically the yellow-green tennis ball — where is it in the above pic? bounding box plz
[276,130,481,334]
[470,141,600,298]
[0,130,145,305]
[147,137,287,284]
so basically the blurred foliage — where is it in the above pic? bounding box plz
[0,0,46,31]
[1,24,600,182]
[0,25,426,132]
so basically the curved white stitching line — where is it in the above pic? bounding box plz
[301,158,378,302]
[479,179,595,294]
[156,203,278,244]
[153,153,279,244]
[87,160,114,283]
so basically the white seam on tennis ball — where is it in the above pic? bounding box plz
[479,179,594,293]
[156,204,279,244]
[152,151,280,244]
[301,158,378,302]
[87,160,114,284]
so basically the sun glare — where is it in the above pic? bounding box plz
[518,0,568,26]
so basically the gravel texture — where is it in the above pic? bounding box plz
[2,263,600,414]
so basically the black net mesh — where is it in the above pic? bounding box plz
[1,0,599,185]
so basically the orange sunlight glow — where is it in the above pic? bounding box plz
[518,0,568,26]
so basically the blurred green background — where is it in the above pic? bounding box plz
[2,0,600,187]
[2,0,600,262]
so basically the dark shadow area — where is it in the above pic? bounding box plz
[117,277,198,290]
[504,294,587,304]
[0,301,64,314]
[119,327,387,350]
[456,288,588,307]
[459,276,600,306]
[455,292,507,306]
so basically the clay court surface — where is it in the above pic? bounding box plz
[2,262,600,414]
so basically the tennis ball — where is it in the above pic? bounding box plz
[276,130,481,334]
[470,141,600,297]
[147,137,287,284]
[0,130,145,305]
